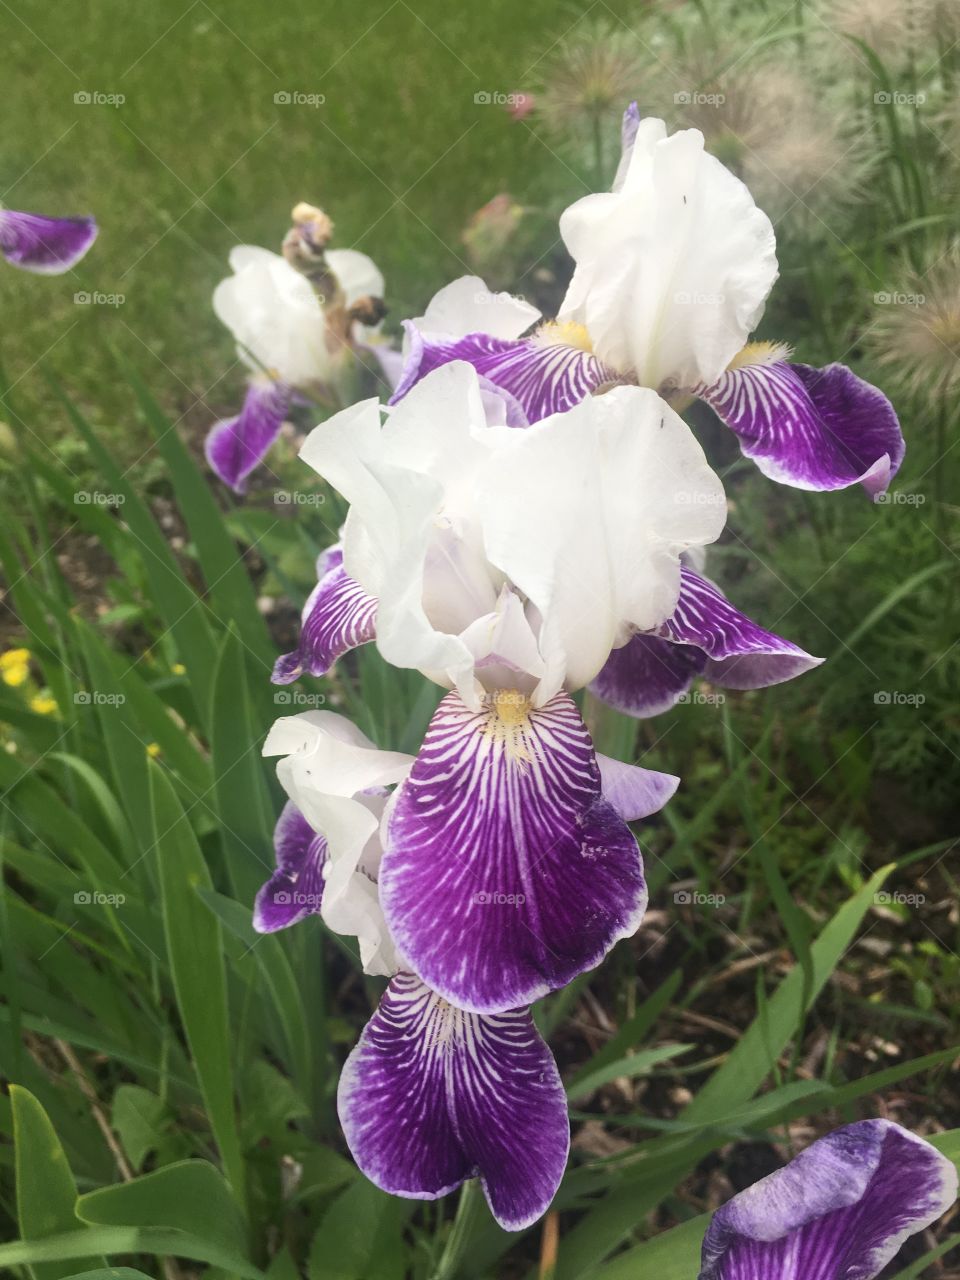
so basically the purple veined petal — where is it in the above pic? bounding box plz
[204,377,292,493]
[660,567,823,690]
[338,971,569,1231]
[0,209,98,274]
[596,753,679,821]
[699,357,905,498]
[253,800,327,932]
[390,321,617,423]
[379,689,647,1013]
[272,546,378,684]
[590,633,707,718]
[699,1119,958,1280]
[590,567,821,718]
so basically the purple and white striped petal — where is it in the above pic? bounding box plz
[272,547,378,684]
[699,357,905,497]
[0,210,98,274]
[253,800,327,932]
[661,567,822,689]
[338,972,569,1231]
[591,633,707,718]
[379,689,647,1013]
[204,378,292,493]
[591,567,820,717]
[699,1119,957,1280]
[390,323,617,423]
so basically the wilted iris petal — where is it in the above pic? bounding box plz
[272,547,378,685]
[0,210,98,274]
[204,378,291,493]
[391,320,616,423]
[380,688,648,1013]
[699,1119,958,1280]
[699,355,905,497]
[253,800,327,932]
[338,972,569,1231]
[591,566,820,717]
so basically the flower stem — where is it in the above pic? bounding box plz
[432,1180,483,1280]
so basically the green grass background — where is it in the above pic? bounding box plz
[1,0,621,442]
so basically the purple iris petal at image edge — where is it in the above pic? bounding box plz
[253,800,327,932]
[272,547,378,684]
[204,378,292,493]
[338,971,569,1231]
[700,359,905,497]
[0,210,98,274]
[379,689,654,1014]
[591,566,822,718]
[698,1119,957,1280]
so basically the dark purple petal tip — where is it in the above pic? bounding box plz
[380,690,647,1013]
[0,210,98,274]
[700,358,905,496]
[253,800,327,932]
[272,547,378,685]
[204,378,291,493]
[591,567,821,719]
[699,1119,957,1280]
[338,972,570,1231]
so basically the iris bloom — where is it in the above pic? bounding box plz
[268,361,818,1012]
[257,709,588,1228]
[699,1120,957,1279]
[0,207,97,274]
[205,203,385,492]
[393,108,904,498]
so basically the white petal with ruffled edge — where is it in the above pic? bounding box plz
[559,115,778,391]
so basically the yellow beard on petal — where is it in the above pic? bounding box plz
[726,340,793,372]
[482,688,534,765]
[535,320,594,353]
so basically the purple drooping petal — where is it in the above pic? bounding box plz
[390,322,616,423]
[379,690,647,1013]
[253,800,327,932]
[338,972,569,1231]
[699,359,905,497]
[272,547,378,684]
[591,567,821,718]
[660,567,822,690]
[699,1119,958,1280]
[0,210,98,274]
[204,378,292,493]
[596,753,679,821]
[591,633,707,718]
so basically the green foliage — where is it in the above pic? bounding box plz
[1,1,959,1276]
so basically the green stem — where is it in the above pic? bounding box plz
[432,1180,483,1280]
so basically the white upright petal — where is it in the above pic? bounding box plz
[477,385,726,699]
[213,246,331,386]
[559,118,778,392]
[263,711,413,977]
[415,275,540,339]
[326,248,384,307]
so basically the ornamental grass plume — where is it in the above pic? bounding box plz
[666,54,874,218]
[870,244,960,400]
[535,18,649,176]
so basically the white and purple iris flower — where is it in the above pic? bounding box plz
[699,1120,957,1280]
[256,709,591,1228]
[267,360,818,1013]
[205,219,385,493]
[0,207,97,274]
[392,108,904,498]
